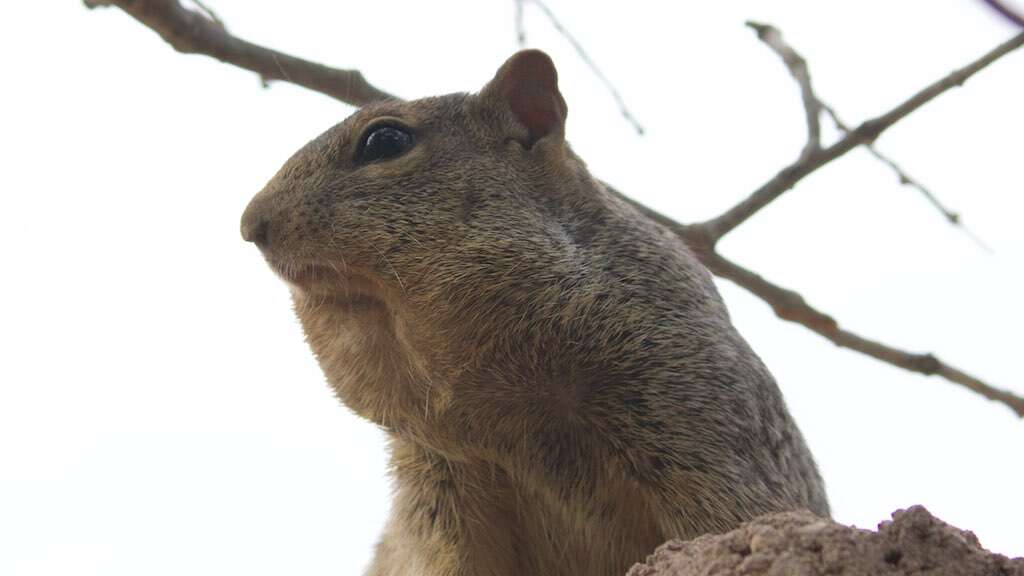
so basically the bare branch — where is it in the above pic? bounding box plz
[188,0,224,29]
[514,0,527,48]
[602,26,1024,418]
[702,250,1024,418]
[525,0,645,135]
[703,30,1024,242]
[84,3,1023,415]
[83,0,395,106]
[981,0,1024,27]
[746,21,822,156]
[749,21,991,250]
[608,187,1024,418]
[820,104,992,251]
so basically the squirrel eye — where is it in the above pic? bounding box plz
[358,125,414,163]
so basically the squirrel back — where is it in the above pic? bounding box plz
[242,49,828,576]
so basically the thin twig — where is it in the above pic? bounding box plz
[981,0,1024,27]
[514,0,526,48]
[746,21,821,156]
[526,0,645,135]
[820,104,992,252]
[607,187,1024,418]
[83,0,394,106]
[751,20,989,250]
[704,30,1024,242]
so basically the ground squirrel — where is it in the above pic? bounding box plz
[241,49,829,576]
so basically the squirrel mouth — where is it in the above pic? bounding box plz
[269,260,340,286]
[264,257,384,303]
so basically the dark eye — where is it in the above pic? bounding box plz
[357,125,414,163]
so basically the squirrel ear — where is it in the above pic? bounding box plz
[480,49,568,148]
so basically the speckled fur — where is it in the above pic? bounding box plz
[241,50,829,576]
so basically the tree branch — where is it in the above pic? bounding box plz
[748,22,992,250]
[821,103,993,251]
[746,21,822,156]
[610,26,1024,417]
[702,30,1024,242]
[608,188,1024,418]
[83,0,395,106]
[85,3,1024,415]
[981,0,1024,28]
[700,250,1024,418]
[514,0,527,48]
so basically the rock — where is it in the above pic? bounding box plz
[627,506,1022,576]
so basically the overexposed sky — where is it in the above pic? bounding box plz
[1,1,1022,574]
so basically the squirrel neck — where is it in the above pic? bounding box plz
[382,433,664,576]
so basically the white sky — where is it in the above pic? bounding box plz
[1,1,1022,574]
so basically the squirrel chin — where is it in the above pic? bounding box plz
[271,260,338,286]
[265,256,383,305]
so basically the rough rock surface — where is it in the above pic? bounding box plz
[627,506,1022,576]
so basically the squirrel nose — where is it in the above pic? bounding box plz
[241,218,270,245]
[240,201,271,246]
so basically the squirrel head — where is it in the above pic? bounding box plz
[241,50,604,443]
[241,48,574,291]
[238,54,831,523]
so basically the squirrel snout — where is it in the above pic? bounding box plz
[240,202,271,246]
[241,217,270,246]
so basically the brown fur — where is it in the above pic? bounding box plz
[241,50,829,576]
